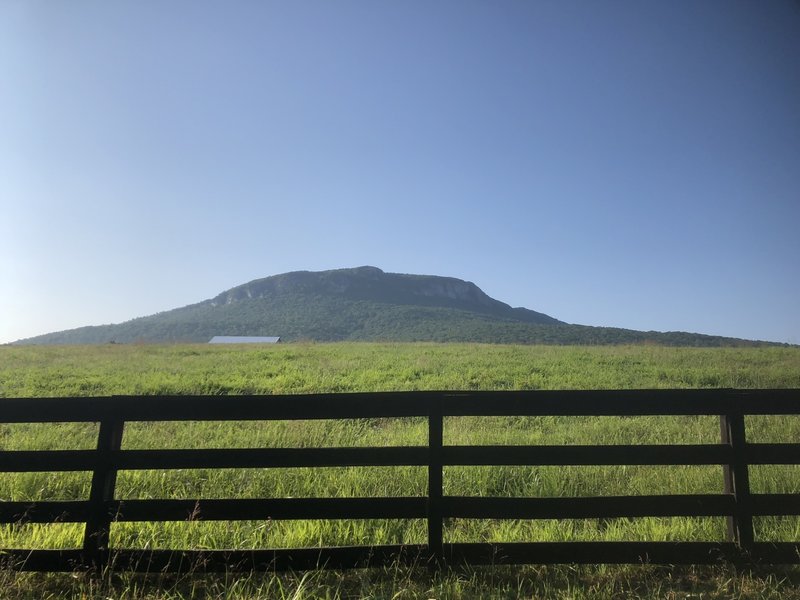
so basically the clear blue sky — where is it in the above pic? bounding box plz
[2,1,799,344]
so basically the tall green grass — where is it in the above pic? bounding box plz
[2,342,800,598]
[2,343,799,397]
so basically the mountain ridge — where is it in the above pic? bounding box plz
[208,266,562,326]
[12,266,782,346]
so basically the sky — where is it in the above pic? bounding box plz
[1,1,799,345]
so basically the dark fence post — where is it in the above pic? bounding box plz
[83,418,125,570]
[720,412,754,551]
[427,396,444,566]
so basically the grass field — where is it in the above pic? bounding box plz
[2,342,800,598]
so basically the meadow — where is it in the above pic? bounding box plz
[2,342,800,599]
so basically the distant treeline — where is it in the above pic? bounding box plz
[17,294,781,347]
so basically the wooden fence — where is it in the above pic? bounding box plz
[2,389,800,572]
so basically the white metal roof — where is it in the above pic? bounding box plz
[208,336,281,344]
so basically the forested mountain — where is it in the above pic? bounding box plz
[14,267,778,346]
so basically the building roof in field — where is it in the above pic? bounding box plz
[209,336,281,344]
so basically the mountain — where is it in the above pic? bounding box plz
[210,266,561,325]
[13,266,778,346]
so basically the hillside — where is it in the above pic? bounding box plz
[14,266,778,346]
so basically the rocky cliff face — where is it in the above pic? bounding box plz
[410,277,493,306]
[209,266,559,324]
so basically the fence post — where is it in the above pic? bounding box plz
[427,396,444,566]
[83,418,124,570]
[720,412,754,551]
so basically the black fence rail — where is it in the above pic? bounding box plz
[1,389,800,572]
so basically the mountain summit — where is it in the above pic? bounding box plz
[210,266,562,326]
[15,267,774,346]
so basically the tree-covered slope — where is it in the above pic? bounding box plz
[14,267,780,346]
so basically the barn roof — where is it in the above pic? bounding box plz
[208,336,281,344]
